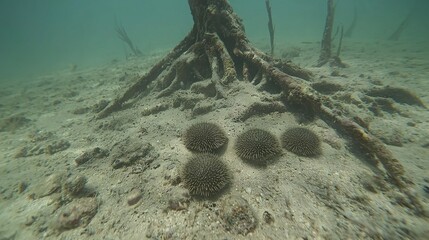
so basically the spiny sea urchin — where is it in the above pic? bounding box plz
[234,128,281,165]
[182,153,231,197]
[183,122,228,153]
[281,127,321,157]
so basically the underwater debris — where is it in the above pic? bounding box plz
[366,86,426,108]
[235,101,286,122]
[15,136,71,158]
[109,138,154,169]
[0,115,30,132]
[141,103,169,116]
[74,147,109,166]
[126,188,143,206]
[311,81,344,95]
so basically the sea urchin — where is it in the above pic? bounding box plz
[183,122,228,153]
[281,127,321,157]
[182,153,231,197]
[234,128,281,165]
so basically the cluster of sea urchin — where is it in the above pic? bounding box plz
[182,122,231,197]
[281,127,321,157]
[234,128,281,165]
[182,153,231,197]
[181,122,322,197]
[182,122,227,153]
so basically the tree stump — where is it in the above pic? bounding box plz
[97,0,425,216]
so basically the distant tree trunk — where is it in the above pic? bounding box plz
[96,0,424,216]
[317,0,334,67]
[265,0,275,56]
[388,11,412,41]
[317,0,346,68]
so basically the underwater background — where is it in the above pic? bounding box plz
[1,1,429,239]
[1,0,428,83]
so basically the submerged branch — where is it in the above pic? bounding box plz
[115,22,142,56]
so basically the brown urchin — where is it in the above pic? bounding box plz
[183,122,228,153]
[281,127,321,157]
[234,128,281,165]
[182,153,231,197]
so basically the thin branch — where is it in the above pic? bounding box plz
[265,0,275,56]
[115,22,142,56]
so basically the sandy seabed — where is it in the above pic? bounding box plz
[0,39,428,239]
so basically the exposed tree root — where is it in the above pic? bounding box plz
[96,0,426,216]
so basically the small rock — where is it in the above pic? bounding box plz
[127,189,142,206]
[331,70,340,76]
[220,195,257,235]
[55,197,98,231]
[141,103,169,116]
[192,102,213,116]
[92,100,109,113]
[167,198,189,211]
[71,107,90,115]
[31,173,64,198]
[25,216,37,226]
[17,181,27,193]
[110,141,153,169]
[45,139,71,155]
[62,175,87,196]
[263,211,274,224]
[75,147,109,165]
[190,80,217,97]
